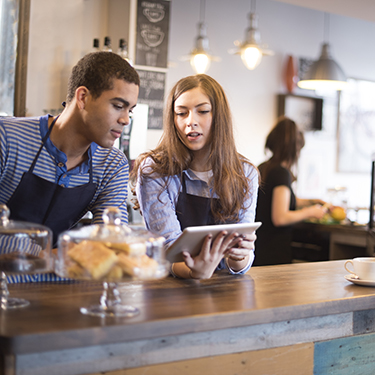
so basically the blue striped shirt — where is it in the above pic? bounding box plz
[0,115,129,282]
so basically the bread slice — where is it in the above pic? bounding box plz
[68,240,117,280]
[67,263,87,279]
[106,241,147,256]
[106,264,123,280]
[117,253,158,279]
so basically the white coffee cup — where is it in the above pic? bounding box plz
[345,257,375,281]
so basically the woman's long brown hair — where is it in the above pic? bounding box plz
[130,74,256,223]
[260,116,305,182]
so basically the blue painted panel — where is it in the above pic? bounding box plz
[314,333,375,375]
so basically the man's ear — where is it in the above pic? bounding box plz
[75,86,90,110]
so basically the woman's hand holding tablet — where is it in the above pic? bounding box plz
[166,222,262,263]
[183,230,242,279]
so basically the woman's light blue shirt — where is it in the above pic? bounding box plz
[136,158,259,274]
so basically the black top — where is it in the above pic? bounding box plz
[254,163,296,266]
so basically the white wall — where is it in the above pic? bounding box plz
[26,0,375,211]
[165,0,375,211]
[26,0,109,116]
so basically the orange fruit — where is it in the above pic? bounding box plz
[330,207,346,221]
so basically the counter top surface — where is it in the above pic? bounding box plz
[1,260,375,355]
[295,220,368,233]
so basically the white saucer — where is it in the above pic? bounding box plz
[345,274,375,287]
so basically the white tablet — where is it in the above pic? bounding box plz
[165,222,262,263]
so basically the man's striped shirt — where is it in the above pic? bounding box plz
[0,115,129,282]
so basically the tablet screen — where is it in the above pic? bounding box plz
[165,222,262,263]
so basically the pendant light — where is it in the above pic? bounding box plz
[229,0,273,70]
[181,0,220,74]
[298,13,347,91]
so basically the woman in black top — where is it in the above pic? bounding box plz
[254,117,327,266]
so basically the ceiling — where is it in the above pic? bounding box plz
[273,0,375,23]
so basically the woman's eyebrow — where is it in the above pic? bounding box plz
[175,102,210,109]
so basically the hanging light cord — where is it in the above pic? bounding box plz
[324,12,330,43]
[251,0,256,13]
[200,0,206,23]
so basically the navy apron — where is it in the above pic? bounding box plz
[175,173,217,230]
[7,116,97,245]
[176,173,227,269]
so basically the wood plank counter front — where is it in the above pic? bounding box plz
[2,260,375,375]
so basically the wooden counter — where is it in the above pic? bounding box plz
[2,260,375,374]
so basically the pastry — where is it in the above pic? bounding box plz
[67,263,87,279]
[106,241,147,256]
[67,240,117,280]
[106,264,123,280]
[117,253,158,279]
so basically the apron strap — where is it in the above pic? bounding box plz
[88,147,94,184]
[29,115,94,183]
[29,116,59,173]
[181,172,187,194]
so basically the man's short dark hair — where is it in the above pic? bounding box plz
[66,52,140,102]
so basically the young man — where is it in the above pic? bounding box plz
[0,52,139,251]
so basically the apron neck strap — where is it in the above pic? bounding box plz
[29,116,59,173]
[181,172,188,194]
[88,147,94,183]
[29,115,94,182]
[43,115,59,143]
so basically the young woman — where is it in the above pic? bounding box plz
[131,74,259,279]
[254,117,327,266]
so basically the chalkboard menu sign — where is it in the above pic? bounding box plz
[136,0,170,68]
[136,69,166,129]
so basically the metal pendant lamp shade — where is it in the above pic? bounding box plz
[298,14,347,91]
[229,0,274,70]
[180,0,220,74]
[240,13,264,70]
[190,22,211,74]
[298,43,347,90]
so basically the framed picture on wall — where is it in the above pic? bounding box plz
[277,94,323,132]
[337,78,375,173]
